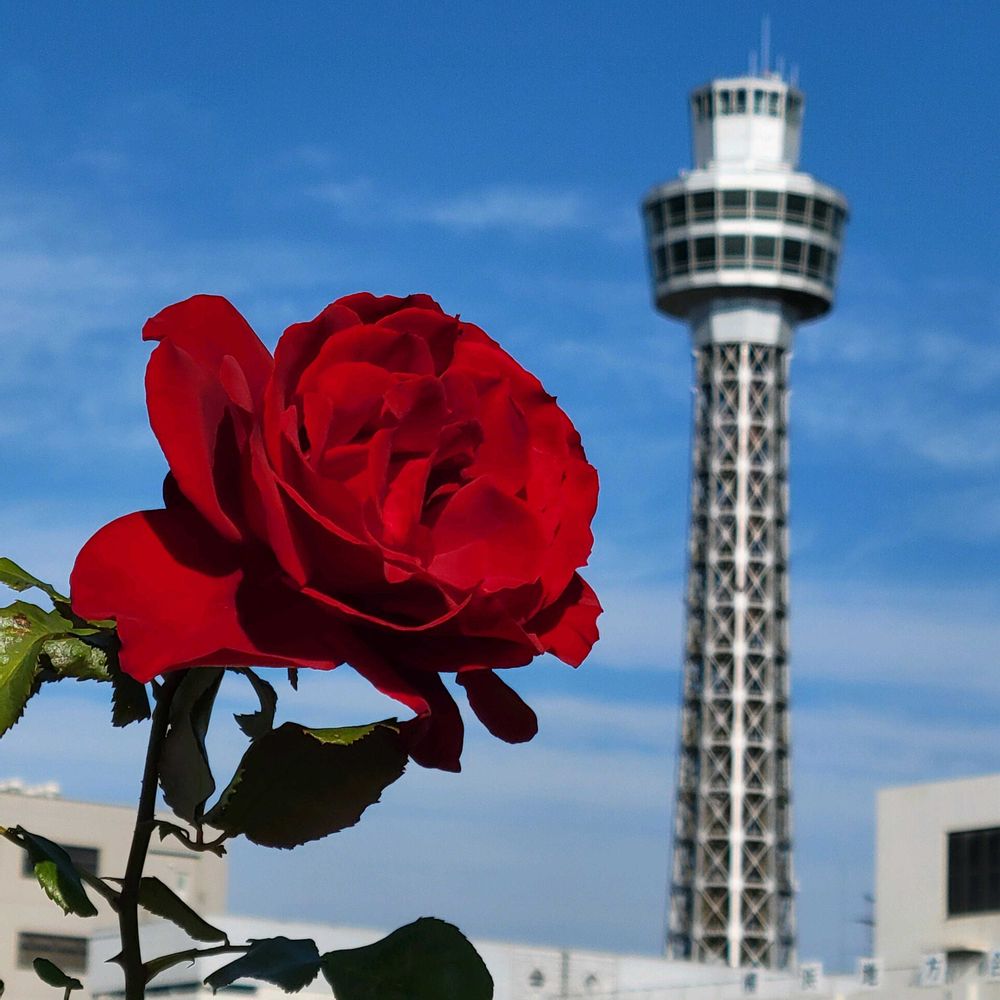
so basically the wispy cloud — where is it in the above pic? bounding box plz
[410,186,592,233]
[305,174,629,241]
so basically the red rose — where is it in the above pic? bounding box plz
[71,293,600,770]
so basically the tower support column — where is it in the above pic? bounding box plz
[667,325,795,969]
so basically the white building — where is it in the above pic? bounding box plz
[0,781,227,1000]
[876,773,1000,977]
[10,775,1000,999]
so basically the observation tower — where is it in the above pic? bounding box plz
[642,72,847,969]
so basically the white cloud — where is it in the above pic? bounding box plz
[413,186,591,233]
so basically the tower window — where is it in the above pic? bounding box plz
[645,201,664,236]
[722,235,746,268]
[824,251,839,285]
[948,827,1000,915]
[693,94,705,122]
[784,194,807,225]
[786,93,803,124]
[736,88,747,113]
[694,236,716,271]
[722,189,748,218]
[753,190,780,219]
[655,245,668,279]
[667,195,687,226]
[719,90,732,115]
[753,89,765,114]
[691,191,715,222]
[767,91,781,116]
[705,91,714,119]
[806,244,826,278]
[781,239,803,273]
[811,200,831,232]
[752,236,777,267]
[831,206,846,239]
[669,240,690,274]
[528,969,546,988]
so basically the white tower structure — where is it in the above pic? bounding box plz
[642,73,847,970]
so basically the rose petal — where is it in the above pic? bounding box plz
[527,573,602,667]
[142,295,273,401]
[429,478,546,592]
[457,669,538,744]
[348,656,464,771]
[69,507,343,682]
[336,292,443,325]
[376,307,462,374]
[145,341,244,541]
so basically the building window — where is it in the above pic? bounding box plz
[528,969,546,988]
[949,827,1000,916]
[753,89,765,114]
[806,244,826,278]
[691,191,715,222]
[722,189,748,218]
[787,93,803,124]
[722,235,746,268]
[781,239,804,273]
[752,236,777,268]
[694,236,716,271]
[667,195,686,227]
[767,91,781,117]
[736,88,747,113]
[825,251,839,285]
[831,205,847,239]
[669,240,690,275]
[644,200,664,236]
[753,190,780,219]
[22,845,99,879]
[719,89,732,115]
[784,193,808,225]
[654,246,668,279]
[18,933,88,974]
[811,199,831,232]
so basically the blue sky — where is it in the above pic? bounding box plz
[1,0,999,973]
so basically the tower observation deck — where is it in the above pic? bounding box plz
[642,72,847,970]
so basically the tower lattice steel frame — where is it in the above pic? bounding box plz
[642,71,847,969]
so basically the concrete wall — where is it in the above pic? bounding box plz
[876,773,1000,971]
[0,787,227,1000]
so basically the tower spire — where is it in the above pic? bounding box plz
[642,72,848,969]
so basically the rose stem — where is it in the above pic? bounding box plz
[118,670,185,1000]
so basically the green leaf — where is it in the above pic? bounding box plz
[321,918,494,1000]
[17,828,98,917]
[32,958,82,992]
[39,636,110,681]
[204,720,406,848]
[0,557,68,604]
[0,601,77,736]
[159,669,224,823]
[0,630,43,738]
[234,668,277,740]
[107,648,150,727]
[204,938,320,994]
[138,877,228,943]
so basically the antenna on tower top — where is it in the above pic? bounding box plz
[761,15,771,75]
